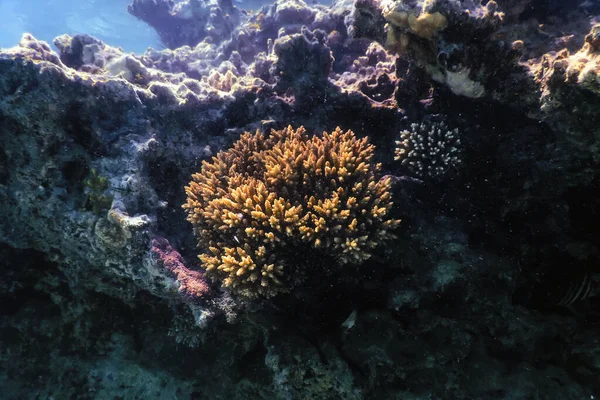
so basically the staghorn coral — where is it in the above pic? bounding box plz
[183,126,399,298]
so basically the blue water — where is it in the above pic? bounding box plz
[0,0,161,53]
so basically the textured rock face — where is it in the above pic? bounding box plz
[1,0,600,398]
[349,0,600,129]
[0,38,154,296]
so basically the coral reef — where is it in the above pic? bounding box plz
[183,126,399,298]
[330,41,398,106]
[533,23,600,133]
[373,0,510,99]
[271,28,334,107]
[1,0,600,399]
[349,0,600,128]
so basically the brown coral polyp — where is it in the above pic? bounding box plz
[183,126,399,298]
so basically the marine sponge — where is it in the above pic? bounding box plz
[183,126,399,298]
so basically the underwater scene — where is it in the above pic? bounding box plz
[1,0,599,398]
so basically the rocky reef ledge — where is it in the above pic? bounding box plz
[1,0,599,398]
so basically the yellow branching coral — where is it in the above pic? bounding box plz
[183,126,399,298]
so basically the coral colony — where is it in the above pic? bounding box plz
[183,126,398,297]
[1,0,600,398]
[394,121,462,180]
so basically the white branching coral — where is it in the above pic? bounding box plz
[394,121,462,179]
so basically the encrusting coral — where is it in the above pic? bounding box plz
[183,126,399,298]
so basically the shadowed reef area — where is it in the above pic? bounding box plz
[1,0,600,398]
